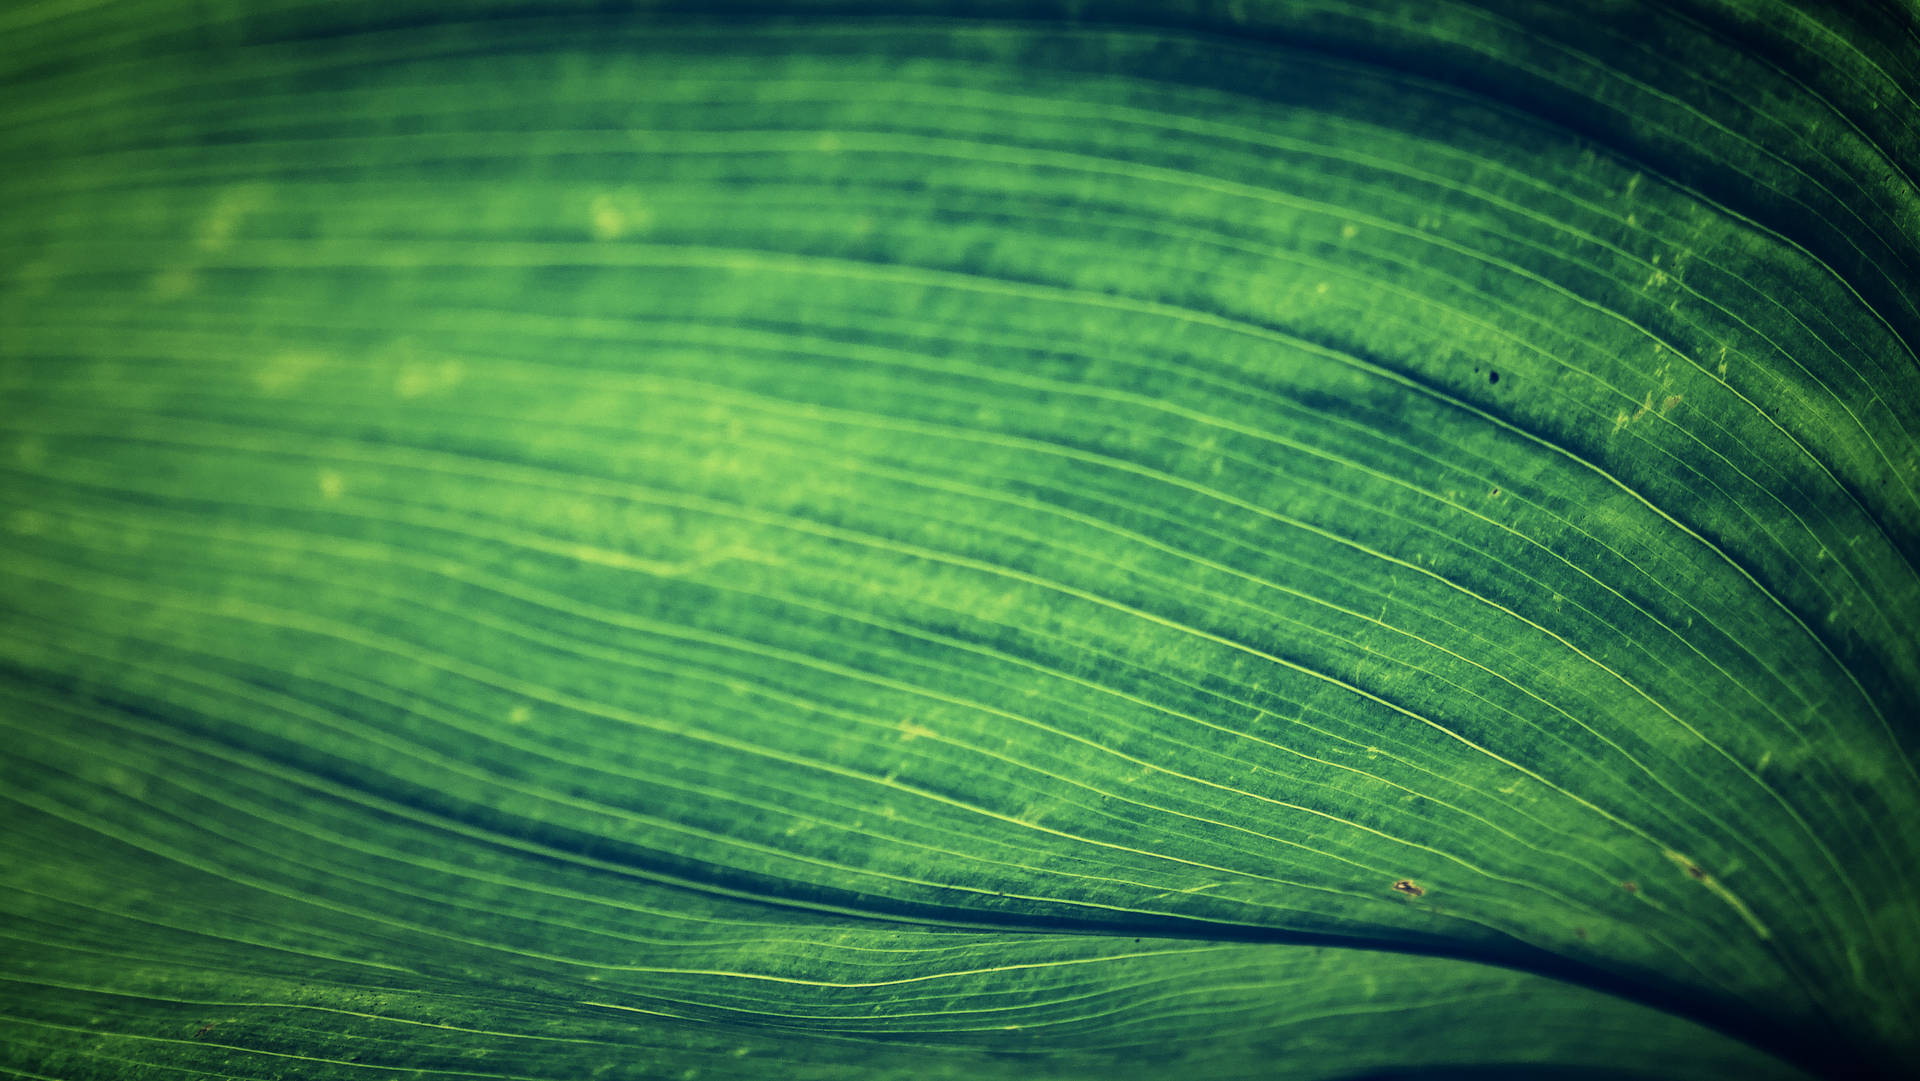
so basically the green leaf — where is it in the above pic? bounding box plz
[2,2,1916,1078]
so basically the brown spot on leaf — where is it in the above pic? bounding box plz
[1391,879,1424,897]
[1684,862,1706,880]
[1574,927,1588,939]
[1622,880,1639,893]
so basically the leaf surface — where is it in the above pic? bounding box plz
[2,3,1917,1079]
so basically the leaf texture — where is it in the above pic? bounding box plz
[1,2,1917,1079]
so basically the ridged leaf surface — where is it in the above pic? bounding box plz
[3,3,1917,1079]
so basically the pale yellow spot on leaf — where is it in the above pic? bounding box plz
[395,357,464,399]
[150,267,198,298]
[256,349,327,395]
[197,184,269,252]
[318,470,345,500]
[589,192,653,241]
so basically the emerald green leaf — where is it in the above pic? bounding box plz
[3,2,1916,1079]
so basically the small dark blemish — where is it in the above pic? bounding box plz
[1684,863,1706,880]
[1488,370,1500,385]
[1391,879,1425,897]
[1574,927,1588,939]
[1489,488,1501,498]
[1622,880,1639,893]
